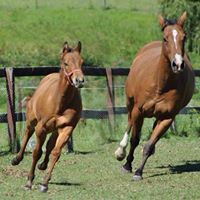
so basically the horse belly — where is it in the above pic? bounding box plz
[141,100,156,118]
[153,100,178,118]
[141,96,179,118]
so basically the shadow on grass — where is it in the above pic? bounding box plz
[0,151,10,156]
[169,160,200,173]
[148,160,200,178]
[74,150,96,155]
[49,181,82,186]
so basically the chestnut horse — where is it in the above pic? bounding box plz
[115,12,194,180]
[11,41,84,192]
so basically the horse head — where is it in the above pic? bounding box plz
[60,41,84,88]
[159,12,187,74]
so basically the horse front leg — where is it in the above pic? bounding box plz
[11,122,35,166]
[133,118,173,181]
[39,126,74,192]
[122,109,144,172]
[115,107,144,173]
[115,123,132,161]
[115,98,134,161]
[37,131,58,171]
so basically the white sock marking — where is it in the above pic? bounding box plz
[120,132,129,148]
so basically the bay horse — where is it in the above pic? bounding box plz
[115,12,195,180]
[11,41,84,192]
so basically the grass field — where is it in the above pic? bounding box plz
[0,8,158,67]
[1,132,200,200]
[1,1,200,199]
[0,0,199,67]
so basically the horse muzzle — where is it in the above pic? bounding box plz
[72,76,85,88]
[171,54,185,74]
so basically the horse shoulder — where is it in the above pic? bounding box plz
[181,62,195,107]
[56,90,82,127]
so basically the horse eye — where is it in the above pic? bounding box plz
[163,38,167,43]
[64,62,68,66]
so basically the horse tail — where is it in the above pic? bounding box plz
[20,96,32,108]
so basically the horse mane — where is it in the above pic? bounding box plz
[162,18,177,31]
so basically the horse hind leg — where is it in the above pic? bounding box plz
[38,131,58,170]
[39,126,74,192]
[25,124,47,190]
[11,121,36,166]
[133,118,173,181]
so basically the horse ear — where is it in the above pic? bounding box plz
[60,42,70,60]
[74,41,81,53]
[177,11,187,27]
[158,14,165,29]
[62,41,71,53]
[60,41,71,60]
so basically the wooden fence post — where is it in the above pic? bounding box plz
[103,0,107,9]
[106,68,115,132]
[5,68,20,153]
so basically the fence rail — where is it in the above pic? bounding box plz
[1,66,200,152]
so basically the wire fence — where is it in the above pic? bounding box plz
[1,66,200,153]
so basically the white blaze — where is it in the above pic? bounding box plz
[172,29,178,49]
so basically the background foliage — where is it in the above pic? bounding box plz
[160,0,200,54]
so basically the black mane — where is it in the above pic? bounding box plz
[162,19,177,31]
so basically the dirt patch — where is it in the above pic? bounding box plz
[2,166,28,178]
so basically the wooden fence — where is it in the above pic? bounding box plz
[1,66,200,153]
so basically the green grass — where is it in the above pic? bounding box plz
[0,0,199,68]
[0,1,200,199]
[0,0,159,12]
[1,131,200,199]
[0,7,159,67]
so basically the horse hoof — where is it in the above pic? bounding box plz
[11,157,20,166]
[121,166,132,173]
[133,175,143,181]
[115,147,126,161]
[37,163,47,170]
[38,184,48,193]
[24,184,32,190]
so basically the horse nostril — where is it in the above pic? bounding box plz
[180,62,185,70]
[81,78,84,83]
[76,77,84,84]
[172,60,177,67]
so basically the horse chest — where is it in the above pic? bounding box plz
[142,91,181,117]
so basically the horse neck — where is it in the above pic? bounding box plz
[58,69,76,104]
[156,49,177,93]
